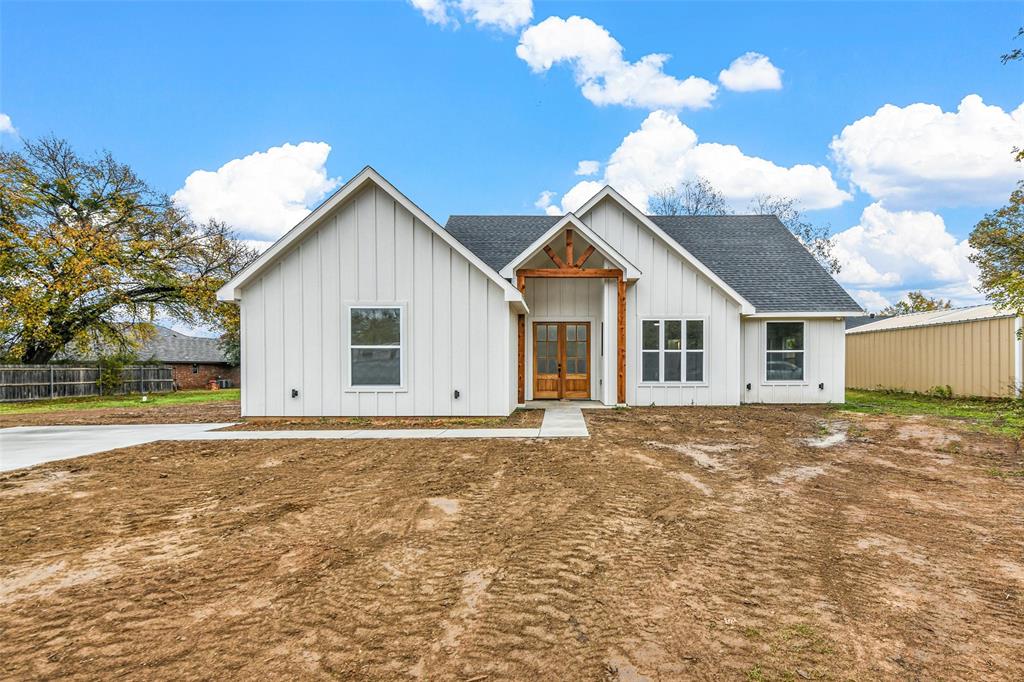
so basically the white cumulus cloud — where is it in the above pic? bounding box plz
[0,113,16,135]
[544,110,850,213]
[849,290,891,312]
[831,94,1024,208]
[833,203,978,302]
[516,16,718,110]
[534,190,562,216]
[409,0,532,31]
[718,52,783,92]
[173,142,340,241]
[410,0,453,26]
[575,159,600,176]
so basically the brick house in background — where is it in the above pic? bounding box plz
[58,325,240,390]
[139,326,241,389]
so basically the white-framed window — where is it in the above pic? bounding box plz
[641,318,705,383]
[348,305,403,388]
[765,321,805,382]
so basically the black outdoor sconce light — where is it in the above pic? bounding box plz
[818,383,825,390]
[291,389,299,398]
[453,390,461,399]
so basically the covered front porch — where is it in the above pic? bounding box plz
[503,215,641,406]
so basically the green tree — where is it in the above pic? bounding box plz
[0,137,256,364]
[969,180,1024,324]
[880,291,953,316]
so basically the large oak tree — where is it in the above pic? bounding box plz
[0,137,256,364]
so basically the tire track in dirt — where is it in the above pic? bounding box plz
[1,406,1022,680]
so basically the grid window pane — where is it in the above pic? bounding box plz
[351,348,400,385]
[567,325,576,341]
[766,322,804,351]
[536,325,547,342]
[642,351,660,382]
[577,325,587,341]
[665,321,682,350]
[351,308,400,346]
[686,320,704,350]
[686,351,703,382]
[766,351,804,381]
[664,352,682,381]
[642,320,660,350]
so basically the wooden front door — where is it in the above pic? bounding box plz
[533,322,591,400]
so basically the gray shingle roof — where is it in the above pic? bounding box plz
[445,214,862,313]
[58,325,229,364]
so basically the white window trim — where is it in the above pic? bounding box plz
[638,317,708,386]
[763,319,807,385]
[345,303,408,393]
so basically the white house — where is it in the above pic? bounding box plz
[217,167,863,417]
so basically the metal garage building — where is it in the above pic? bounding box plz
[846,304,1023,398]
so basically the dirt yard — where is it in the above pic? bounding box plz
[0,400,542,430]
[1,405,1022,680]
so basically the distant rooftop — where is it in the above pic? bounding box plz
[58,325,229,364]
[846,304,1016,334]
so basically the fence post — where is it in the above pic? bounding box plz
[50,365,54,399]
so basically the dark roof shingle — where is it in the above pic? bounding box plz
[445,214,862,313]
[58,325,229,364]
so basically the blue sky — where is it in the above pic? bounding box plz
[3,1,1022,312]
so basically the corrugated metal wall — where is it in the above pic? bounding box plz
[846,316,1019,397]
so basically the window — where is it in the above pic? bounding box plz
[191,364,198,374]
[765,321,804,382]
[641,319,704,383]
[349,306,402,387]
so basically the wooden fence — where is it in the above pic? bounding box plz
[0,365,175,402]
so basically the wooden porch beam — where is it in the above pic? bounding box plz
[565,229,574,268]
[516,268,622,279]
[542,245,567,269]
[574,245,596,269]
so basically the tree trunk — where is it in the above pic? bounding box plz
[22,346,57,365]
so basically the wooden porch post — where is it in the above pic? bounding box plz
[517,273,526,405]
[617,272,626,404]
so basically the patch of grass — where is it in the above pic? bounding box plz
[0,389,240,415]
[987,467,1024,479]
[836,389,1024,438]
[747,665,767,682]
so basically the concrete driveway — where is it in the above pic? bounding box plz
[0,404,595,473]
[0,423,235,472]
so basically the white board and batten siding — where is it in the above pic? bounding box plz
[240,185,513,417]
[740,318,846,404]
[580,197,742,406]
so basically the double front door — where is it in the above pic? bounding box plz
[533,322,591,399]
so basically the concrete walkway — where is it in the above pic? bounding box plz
[0,423,236,472]
[0,402,596,472]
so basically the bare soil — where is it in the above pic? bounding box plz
[219,409,543,431]
[0,402,542,430]
[1,405,1022,680]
